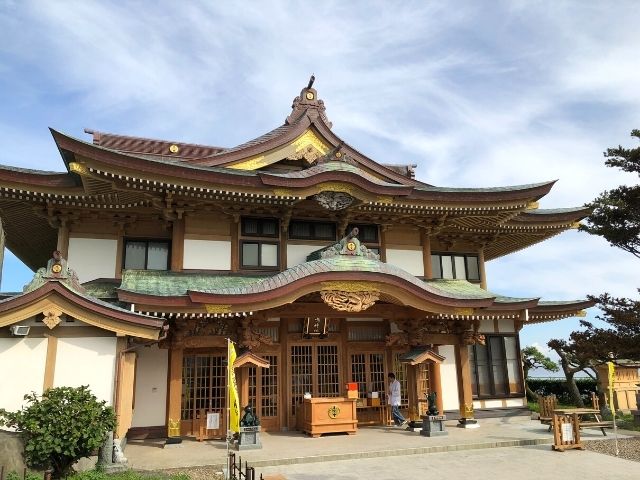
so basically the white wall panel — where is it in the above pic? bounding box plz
[287,244,322,268]
[483,399,504,408]
[68,237,118,282]
[0,338,47,412]
[439,345,460,411]
[497,319,515,333]
[505,398,526,407]
[479,319,494,333]
[54,337,117,405]
[183,239,231,270]
[385,249,424,276]
[131,345,168,427]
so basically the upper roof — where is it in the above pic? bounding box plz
[0,78,590,268]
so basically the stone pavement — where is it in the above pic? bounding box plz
[125,416,636,471]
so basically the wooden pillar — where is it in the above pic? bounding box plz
[454,343,477,426]
[379,226,387,262]
[167,347,184,435]
[56,225,69,259]
[171,218,185,271]
[238,367,249,410]
[430,357,444,415]
[280,319,289,430]
[421,230,432,278]
[114,350,137,439]
[43,334,58,391]
[231,217,240,272]
[478,248,487,290]
[280,225,288,269]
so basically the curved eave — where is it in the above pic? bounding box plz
[187,271,496,314]
[513,207,591,223]
[0,281,165,339]
[526,299,596,325]
[409,181,556,203]
[489,298,541,310]
[0,164,82,193]
[117,289,194,307]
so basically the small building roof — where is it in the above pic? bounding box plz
[398,347,446,365]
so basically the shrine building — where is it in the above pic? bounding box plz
[0,79,593,440]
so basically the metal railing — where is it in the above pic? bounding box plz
[228,452,256,480]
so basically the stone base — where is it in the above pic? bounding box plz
[101,463,128,474]
[457,418,479,429]
[235,426,262,450]
[420,415,448,437]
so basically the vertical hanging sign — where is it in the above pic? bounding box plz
[607,361,615,415]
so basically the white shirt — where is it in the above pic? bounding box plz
[389,379,401,406]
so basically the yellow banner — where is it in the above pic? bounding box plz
[607,361,615,415]
[228,341,240,433]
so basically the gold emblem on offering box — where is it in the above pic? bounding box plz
[328,405,340,419]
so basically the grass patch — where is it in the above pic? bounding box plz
[71,471,189,480]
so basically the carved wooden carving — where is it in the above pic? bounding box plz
[320,290,379,312]
[238,318,274,350]
[42,308,63,329]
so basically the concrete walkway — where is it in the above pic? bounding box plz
[125,417,635,471]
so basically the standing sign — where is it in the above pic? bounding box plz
[207,412,220,430]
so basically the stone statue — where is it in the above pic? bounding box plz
[427,392,439,416]
[240,405,260,427]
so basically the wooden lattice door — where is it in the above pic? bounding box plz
[181,353,227,436]
[288,343,341,428]
[248,354,280,431]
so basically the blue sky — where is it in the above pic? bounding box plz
[1,1,639,366]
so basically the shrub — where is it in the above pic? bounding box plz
[0,386,116,479]
[526,378,598,405]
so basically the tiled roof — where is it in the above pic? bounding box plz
[264,161,405,186]
[414,181,554,194]
[119,270,264,297]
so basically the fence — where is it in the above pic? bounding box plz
[228,452,256,480]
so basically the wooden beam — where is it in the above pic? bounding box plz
[231,218,239,272]
[432,347,444,414]
[42,334,58,391]
[115,348,136,439]
[57,226,69,259]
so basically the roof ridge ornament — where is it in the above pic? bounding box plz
[286,76,332,128]
[320,228,380,260]
[23,251,86,294]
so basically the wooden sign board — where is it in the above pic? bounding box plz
[552,413,584,451]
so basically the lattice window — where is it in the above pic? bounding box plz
[417,363,430,416]
[261,355,278,417]
[290,345,312,416]
[350,354,367,397]
[181,354,226,421]
[317,345,340,397]
[348,324,385,341]
[349,352,386,399]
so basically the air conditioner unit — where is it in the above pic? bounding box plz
[10,325,30,336]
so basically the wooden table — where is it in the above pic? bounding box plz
[553,408,612,435]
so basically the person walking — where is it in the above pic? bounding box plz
[388,373,408,427]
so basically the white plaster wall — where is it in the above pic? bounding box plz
[479,319,494,333]
[68,237,118,282]
[183,239,231,270]
[473,400,482,409]
[505,398,527,407]
[385,249,424,276]
[483,399,504,408]
[497,319,515,333]
[0,338,47,412]
[438,345,460,411]
[287,244,321,267]
[131,346,168,427]
[54,337,117,405]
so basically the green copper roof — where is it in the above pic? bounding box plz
[119,270,264,297]
[413,180,554,194]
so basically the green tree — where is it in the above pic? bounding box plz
[581,129,640,258]
[521,345,558,400]
[546,339,596,407]
[0,386,116,478]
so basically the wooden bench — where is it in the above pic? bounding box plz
[539,395,557,431]
[580,420,614,436]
